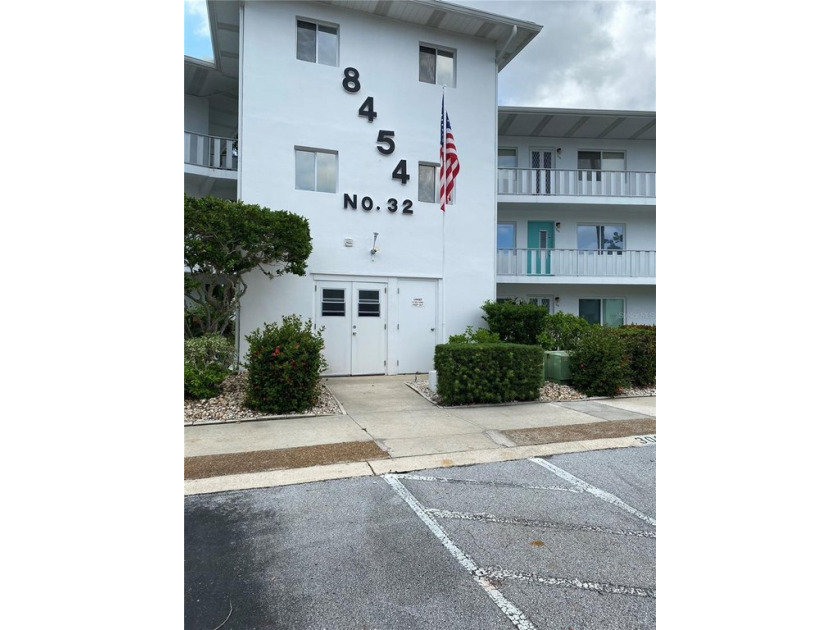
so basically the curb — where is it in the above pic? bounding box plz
[184,432,656,496]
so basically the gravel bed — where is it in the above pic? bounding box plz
[184,372,342,425]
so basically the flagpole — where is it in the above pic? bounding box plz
[441,85,446,343]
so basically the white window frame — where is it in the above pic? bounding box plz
[418,162,437,203]
[578,297,625,327]
[295,147,337,193]
[296,18,339,66]
[577,223,625,254]
[419,44,456,86]
[577,149,626,182]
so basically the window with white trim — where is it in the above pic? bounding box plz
[577,224,624,253]
[295,148,337,193]
[419,45,455,86]
[577,150,625,181]
[418,163,437,203]
[297,19,338,66]
[579,298,624,327]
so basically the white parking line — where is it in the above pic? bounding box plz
[425,508,656,538]
[528,457,656,526]
[392,473,583,493]
[475,568,656,598]
[383,474,538,630]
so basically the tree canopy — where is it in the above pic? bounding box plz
[184,195,313,338]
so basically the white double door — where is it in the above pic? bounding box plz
[317,281,387,376]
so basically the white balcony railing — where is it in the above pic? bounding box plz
[498,168,655,197]
[184,131,238,171]
[497,249,656,278]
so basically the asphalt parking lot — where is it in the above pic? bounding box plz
[185,444,656,629]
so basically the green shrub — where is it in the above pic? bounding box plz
[480,300,549,345]
[448,325,502,344]
[244,316,327,414]
[184,363,230,400]
[434,343,544,405]
[569,326,631,397]
[615,325,656,386]
[537,312,592,351]
[184,334,236,399]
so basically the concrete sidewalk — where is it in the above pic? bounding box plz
[184,375,656,495]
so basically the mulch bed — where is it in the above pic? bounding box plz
[185,440,388,480]
[502,418,656,446]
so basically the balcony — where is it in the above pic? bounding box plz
[497,168,655,201]
[496,248,655,285]
[184,131,238,172]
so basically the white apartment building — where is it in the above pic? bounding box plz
[184,0,655,376]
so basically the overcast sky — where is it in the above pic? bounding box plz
[455,0,655,110]
[184,0,655,111]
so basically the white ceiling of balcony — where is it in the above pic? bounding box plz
[498,107,656,141]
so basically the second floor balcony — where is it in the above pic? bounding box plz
[498,168,655,200]
[497,248,655,284]
[184,131,238,173]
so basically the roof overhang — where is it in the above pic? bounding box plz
[319,1,542,70]
[498,107,656,141]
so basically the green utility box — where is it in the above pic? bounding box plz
[543,351,572,383]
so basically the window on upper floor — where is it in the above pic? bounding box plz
[498,148,517,168]
[577,150,625,181]
[419,45,455,86]
[578,224,625,254]
[297,19,338,66]
[497,223,516,250]
[295,148,337,193]
[579,298,625,327]
[418,162,437,203]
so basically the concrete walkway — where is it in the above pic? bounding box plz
[184,375,656,495]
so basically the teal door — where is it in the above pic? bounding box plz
[527,221,554,274]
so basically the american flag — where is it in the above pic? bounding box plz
[439,96,460,212]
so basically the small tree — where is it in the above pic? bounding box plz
[184,195,313,338]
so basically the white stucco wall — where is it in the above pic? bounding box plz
[236,1,498,371]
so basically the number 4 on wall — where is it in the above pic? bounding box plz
[358,96,377,122]
[392,159,409,184]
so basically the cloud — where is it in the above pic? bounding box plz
[457,0,656,110]
[185,0,210,38]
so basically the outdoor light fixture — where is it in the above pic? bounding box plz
[555,222,562,231]
[370,232,380,260]
[556,147,562,158]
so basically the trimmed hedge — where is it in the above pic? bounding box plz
[448,325,501,344]
[244,316,327,414]
[480,300,548,345]
[434,343,544,405]
[569,326,631,397]
[615,325,656,386]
